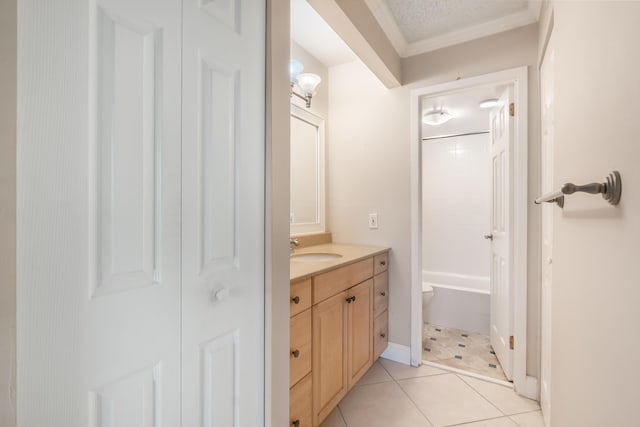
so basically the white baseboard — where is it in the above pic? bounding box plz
[380,342,411,365]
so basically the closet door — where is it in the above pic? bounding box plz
[17,0,182,424]
[181,0,266,425]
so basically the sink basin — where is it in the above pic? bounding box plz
[290,252,343,262]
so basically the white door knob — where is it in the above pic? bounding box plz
[213,287,230,302]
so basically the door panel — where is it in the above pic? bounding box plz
[489,87,514,380]
[313,291,348,424]
[18,0,182,424]
[181,0,266,425]
[347,279,373,388]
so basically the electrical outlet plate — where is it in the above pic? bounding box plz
[368,213,378,229]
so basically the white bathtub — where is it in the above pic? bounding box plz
[423,270,490,335]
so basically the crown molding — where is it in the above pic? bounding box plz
[364,0,407,55]
[366,0,540,58]
[403,9,538,57]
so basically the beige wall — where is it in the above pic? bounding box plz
[0,0,17,424]
[328,23,541,377]
[549,2,640,424]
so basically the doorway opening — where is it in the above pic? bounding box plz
[420,83,506,381]
[410,67,535,397]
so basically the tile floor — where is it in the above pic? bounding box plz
[423,323,507,382]
[320,359,543,427]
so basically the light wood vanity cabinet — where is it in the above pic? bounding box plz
[289,250,389,427]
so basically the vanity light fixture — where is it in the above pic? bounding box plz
[289,59,321,108]
[479,98,499,109]
[422,109,453,126]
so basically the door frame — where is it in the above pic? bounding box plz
[409,66,535,398]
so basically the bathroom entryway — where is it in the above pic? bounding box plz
[410,68,532,396]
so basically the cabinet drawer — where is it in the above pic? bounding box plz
[291,278,312,317]
[290,373,313,427]
[373,252,388,276]
[290,309,312,387]
[373,272,388,317]
[373,310,388,360]
[313,258,373,304]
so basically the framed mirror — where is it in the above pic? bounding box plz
[290,104,325,235]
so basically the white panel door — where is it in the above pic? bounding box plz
[489,87,514,380]
[181,0,265,425]
[540,33,555,426]
[18,0,182,425]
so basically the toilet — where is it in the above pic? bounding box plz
[422,283,434,323]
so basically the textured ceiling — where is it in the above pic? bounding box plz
[386,0,529,42]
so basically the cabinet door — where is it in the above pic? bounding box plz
[313,291,348,425]
[347,279,374,388]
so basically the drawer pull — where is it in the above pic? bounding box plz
[291,349,300,358]
[380,291,386,296]
[345,296,357,304]
[291,296,300,304]
[380,260,386,266]
[292,420,300,427]
[380,333,386,338]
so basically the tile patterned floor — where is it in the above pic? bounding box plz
[423,323,508,382]
[320,359,543,427]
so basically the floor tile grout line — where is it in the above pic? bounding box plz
[445,414,518,426]
[455,373,508,417]
[383,360,437,425]
[456,373,541,418]
[393,373,466,427]
[336,404,348,427]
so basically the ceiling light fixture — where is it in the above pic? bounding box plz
[289,59,321,108]
[479,98,499,109]
[422,109,453,126]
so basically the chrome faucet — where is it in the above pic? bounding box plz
[289,238,300,253]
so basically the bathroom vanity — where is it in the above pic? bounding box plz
[289,242,390,427]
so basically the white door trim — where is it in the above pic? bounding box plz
[410,66,534,398]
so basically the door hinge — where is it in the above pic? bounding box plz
[509,102,515,117]
[509,335,514,350]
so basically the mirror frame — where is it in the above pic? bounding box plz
[290,104,325,235]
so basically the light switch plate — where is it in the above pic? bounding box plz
[368,213,378,229]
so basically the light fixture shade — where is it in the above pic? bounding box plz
[289,59,304,84]
[422,110,453,126]
[296,73,322,95]
[479,98,499,109]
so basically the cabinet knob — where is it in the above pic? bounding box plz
[380,260,386,266]
[380,333,386,338]
[292,420,300,427]
[291,349,300,358]
[380,291,386,296]
[345,295,357,304]
[291,296,300,304]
